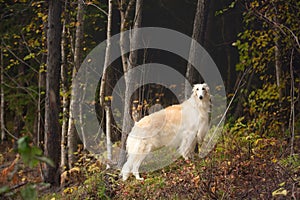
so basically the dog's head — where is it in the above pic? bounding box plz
[192,83,210,101]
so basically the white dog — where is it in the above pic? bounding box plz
[121,83,211,181]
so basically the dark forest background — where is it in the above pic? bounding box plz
[0,0,299,199]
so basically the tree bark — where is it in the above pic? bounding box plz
[60,0,70,173]
[44,0,62,186]
[0,43,5,141]
[118,0,143,168]
[185,0,209,99]
[105,106,112,168]
[289,49,295,155]
[67,0,84,169]
[100,0,113,107]
[100,0,113,168]
[36,12,48,149]
[275,35,282,101]
[119,0,136,72]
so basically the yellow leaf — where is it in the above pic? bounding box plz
[279,182,285,187]
[63,187,73,194]
[272,188,287,196]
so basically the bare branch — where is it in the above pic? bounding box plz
[81,0,108,16]
[124,0,136,23]
[20,33,42,65]
[3,71,38,103]
[289,49,295,155]
[1,40,38,73]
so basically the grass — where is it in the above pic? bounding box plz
[38,130,300,199]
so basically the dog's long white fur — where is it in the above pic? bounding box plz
[120,83,211,181]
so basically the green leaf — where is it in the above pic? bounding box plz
[23,53,35,61]
[0,186,9,195]
[35,156,55,167]
[17,136,30,153]
[17,136,44,168]
[20,184,37,200]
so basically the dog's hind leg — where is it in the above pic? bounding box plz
[121,162,130,181]
[121,155,135,181]
[132,153,146,181]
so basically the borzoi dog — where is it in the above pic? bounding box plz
[121,83,211,181]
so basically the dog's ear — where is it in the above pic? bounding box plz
[192,84,199,93]
[205,84,210,92]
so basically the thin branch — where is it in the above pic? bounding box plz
[159,1,187,28]
[20,33,42,65]
[81,0,108,16]
[3,127,18,140]
[3,71,38,103]
[202,67,251,151]
[0,0,34,22]
[289,49,295,155]
[1,40,38,73]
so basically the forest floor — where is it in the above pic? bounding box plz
[0,133,299,199]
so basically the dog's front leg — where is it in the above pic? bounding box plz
[178,132,197,160]
[182,138,197,160]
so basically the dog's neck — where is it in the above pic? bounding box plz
[189,94,211,116]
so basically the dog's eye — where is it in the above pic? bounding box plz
[202,88,205,91]
[196,88,199,91]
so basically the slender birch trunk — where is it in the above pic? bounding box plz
[275,35,282,101]
[118,0,143,168]
[37,15,48,149]
[0,43,5,141]
[60,0,70,172]
[100,0,113,168]
[67,0,84,169]
[289,49,295,155]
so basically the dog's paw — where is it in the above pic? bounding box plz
[133,172,144,181]
[121,172,129,181]
[135,176,144,181]
[122,175,129,181]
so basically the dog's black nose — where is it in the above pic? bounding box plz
[199,96,203,100]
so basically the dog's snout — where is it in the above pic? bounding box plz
[199,95,203,100]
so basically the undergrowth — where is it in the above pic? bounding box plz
[44,126,299,199]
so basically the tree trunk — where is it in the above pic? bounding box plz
[67,0,84,169]
[118,0,143,168]
[119,0,136,72]
[289,49,295,155]
[275,35,282,101]
[37,67,46,149]
[100,0,112,107]
[185,0,209,99]
[60,0,70,172]
[105,106,112,168]
[44,0,62,186]
[36,13,48,149]
[0,44,5,141]
[67,69,78,170]
[14,60,26,148]
[100,0,113,168]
